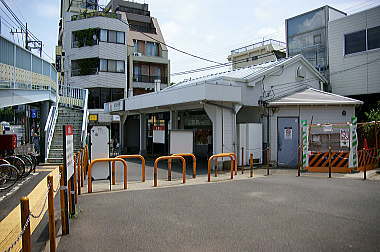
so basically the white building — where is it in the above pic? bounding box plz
[106,55,362,167]
[328,5,380,97]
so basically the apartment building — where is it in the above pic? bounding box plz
[285,6,347,84]
[57,0,129,111]
[227,39,286,69]
[328,5,380,101]
[107,0,170,95]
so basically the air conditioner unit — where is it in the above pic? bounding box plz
[137,52,142,56]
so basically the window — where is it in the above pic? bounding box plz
[99,59,107,72]
[100,29,108,42]
[108,60,117,72]
[108,30,117,43]
[368,26,380,50]
[71,58,98,76]
[345,30,366,55]
[146,42,159,56]
[88,88,124,109]
[116,61,125,73]
[72,29,99,48]
[116,32,125,44]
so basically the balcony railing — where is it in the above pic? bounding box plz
[231,39,286,55]
[71,11,121,21]
[71,68,98,77]
[133,75,168,84]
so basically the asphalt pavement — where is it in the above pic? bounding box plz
[58,174,380,251]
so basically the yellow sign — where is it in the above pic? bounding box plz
[89,114,98,121]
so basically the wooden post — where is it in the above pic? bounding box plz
[47,175,56,252]
[328,147,332,178]
[241,147,244,174]
[20,197,31,252]
[250,153,253,178]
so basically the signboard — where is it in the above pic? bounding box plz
[284,127,292,140]
[64,125,74,182]
[340,129,350,147]
[98,114,113,123]
[153,125,165,144]
[170,130,193,154]
[89,114,98,121]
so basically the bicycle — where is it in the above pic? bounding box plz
[4,156,26,177]
[0,163,19,191]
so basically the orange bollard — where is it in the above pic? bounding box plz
[114,155,146,182]
[88,158,128,193]
[154,156,186,187]
[208,153,235,182]
[172,153,197,178]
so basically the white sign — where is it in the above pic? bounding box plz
[153,125,165,144]
[170,130,193,154]
[65,125,74,182]
[98,114,113,123]
[340,129,350,147]
[284,127,292,140]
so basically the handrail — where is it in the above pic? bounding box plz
[81,89,89,146]
[172,153,197,178]
[208,153,235,182]
[88,158,128,193]
[44,97,59,162]
[113,155,146,184]
[154,156,186,187]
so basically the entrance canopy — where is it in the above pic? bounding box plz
[107,82,242,114]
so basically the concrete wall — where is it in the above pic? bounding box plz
[240,59,321,106]
[269,105,355,161]
[328,6,380,96]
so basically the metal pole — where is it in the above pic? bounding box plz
[47,175,56,252]
[328,146,332,178]
[20,197,31,252]
[250,153,253,177]
[214,159,218,177]
[168,159,172,181]
[241,147,244,174]
[59,165,69,235]
[364,162,367,180]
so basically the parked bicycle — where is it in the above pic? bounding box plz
[0,163,19,191]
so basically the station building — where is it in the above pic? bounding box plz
[105,55,362,168]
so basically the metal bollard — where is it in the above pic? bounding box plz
[328,147,332,178]
[168,159,172,181]
[47,175,56,252]
[20,197,31,252]
[250,153,253,178]
[214,160,218,177]
[241,147,244,174]
[59,165,69,235]
[364,164,367,180]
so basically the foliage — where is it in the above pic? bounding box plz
[73,28,98,48]
[364,105,380,122]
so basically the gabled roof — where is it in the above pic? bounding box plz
[267,88,363,106]
[167,54,327,91]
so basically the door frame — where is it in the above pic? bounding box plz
[276,116,300,168]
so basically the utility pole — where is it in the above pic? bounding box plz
[25,22,28,50]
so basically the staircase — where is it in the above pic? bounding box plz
[46,106,84,163]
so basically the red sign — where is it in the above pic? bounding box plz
[65,125,74,135]
[153,126,165,131]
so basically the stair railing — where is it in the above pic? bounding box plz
[81,89,89,147]
[44,96,60,162]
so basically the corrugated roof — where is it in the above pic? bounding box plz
[267,88,363,106]
[165,57,298,91]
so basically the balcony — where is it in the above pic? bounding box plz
[133,75,168,84]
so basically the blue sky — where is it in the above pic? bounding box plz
[1,0,379,83]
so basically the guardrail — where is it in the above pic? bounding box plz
[58,84,86,108]
[44,98,59,162]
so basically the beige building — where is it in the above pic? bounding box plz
[227,39,286,69]
[107,0,170,96]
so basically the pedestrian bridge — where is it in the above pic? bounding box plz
[0,35,58,108]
